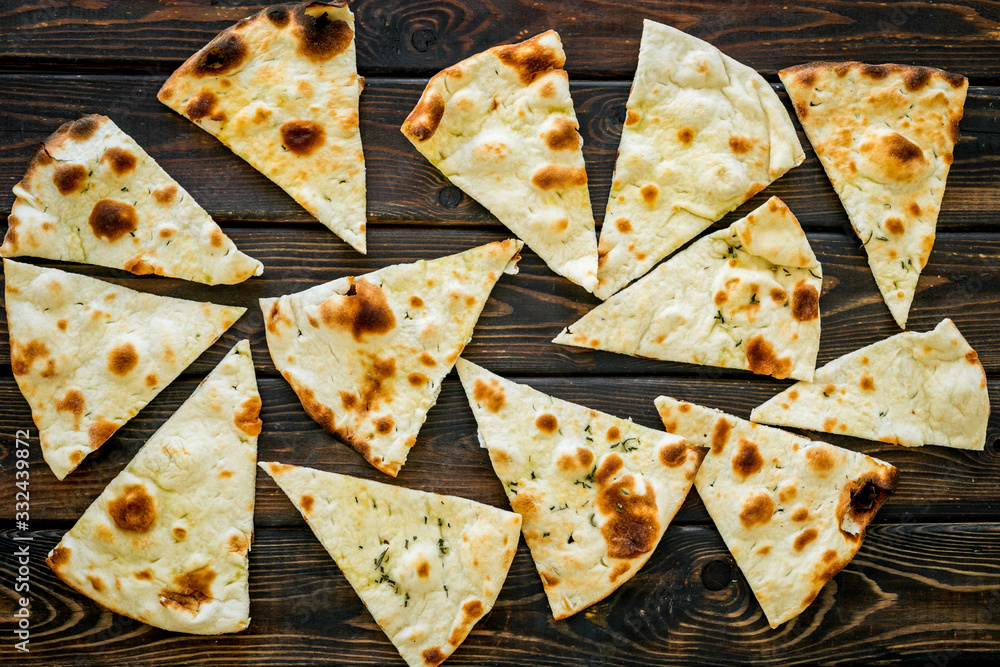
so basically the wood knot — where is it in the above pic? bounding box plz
[411,28,437,52]
[438,186,462,208]
[701,559,732,591]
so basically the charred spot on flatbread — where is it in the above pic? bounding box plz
[88,200,138,242]
[107,484,157,532]
[495,32,564,85]
[160,566,216,614]
[53,163,88,194]
[281,119,326,156]
[192,34,248,77]
[293,6,353,62]
[318,279,396,341]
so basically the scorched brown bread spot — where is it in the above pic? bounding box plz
[615,218,632,233]
[160,567,216,614]
[732,438,763,478]
[100,146,137,175]
[711,417,731,454]
[234,396,263,436]
[153,184,177,205]
[68,116,99,141]
[47,545,71,571]
[56,389,86,427]
[107,342,139,376]
[837,469,898,540]
[606,425,621,441]
[300,494,314,513]
[542,117,580,151]
[293,6,353,62]
[10,339,50,375]
[406,89,445,142]
[791,281,819,322]
[374,415,395,434]
[792,507,809,522]
[640,184,658,204]
[794,528,819,551]
[266,5,290,27]
[597,473,659,560]
[557,446,594,471]
[677,127,694,144]
[135,569,153,581]
[89,200,138,242]
[472,378,505,412]
[531,165,587,191]
[535,413,558,433]
[185,91,224,122]
[88,420,118,449]
[659,442,688,467]
[107,484,157,532]
[594,453,624,486]
[422,647,447,667]
[88,575,104,592]
[903,67,932,91]
[496,32,564,85]
[53,163,87,194]
[318,279,396,341]
[805,445,836,473]
[745,335,793,379]
[966,349,979,364]
[192,34,248,77]
[173,526,187,539]
[228,533,249,555]
[281,120,326,156]
[739,492,774,529]
[729,135,753,154]
[291,381,337,433]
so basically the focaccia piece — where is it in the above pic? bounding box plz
[0,115,262,284]
[261,461,521,667]
[751,319,989,449]
[780,62,968,328]
[158,1,366,252]
[655,396,898,628]
[402,31,598,292]
[47,341,261,634]
[261,239,522,476]
[5,259,245,479]
[595,20,804,299]
[457,359,705,619]
[556,197,822,381]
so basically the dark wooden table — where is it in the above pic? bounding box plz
[1,1,999,665]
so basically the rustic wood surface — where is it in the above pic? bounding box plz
[1,1,999,665]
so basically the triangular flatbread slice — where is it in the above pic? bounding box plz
[5,259,245,479]
[261,239,522,476]
[595,20,804,299]
[0,115,262,284]
[260,461,520,667]
[780,62,968,328]
[556,197,822,381]
[655,396,898,628]
[46,341,261,634]
[158,1,366,252]
[401,31,598,292]
[457,359,705,619]
[751,319,989,449]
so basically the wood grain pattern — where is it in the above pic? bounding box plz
[1,229,998,375]
[2,0,1000,81]
[3,523,999,666]
[1,1,997,664]
[0,75,998,230]
[2,375,997,527]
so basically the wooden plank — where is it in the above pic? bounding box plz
[1,74,998,230]
[2,375,997,526]
[3,523,999,666]
[2,229,999,375]
[2,0,1000,81]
